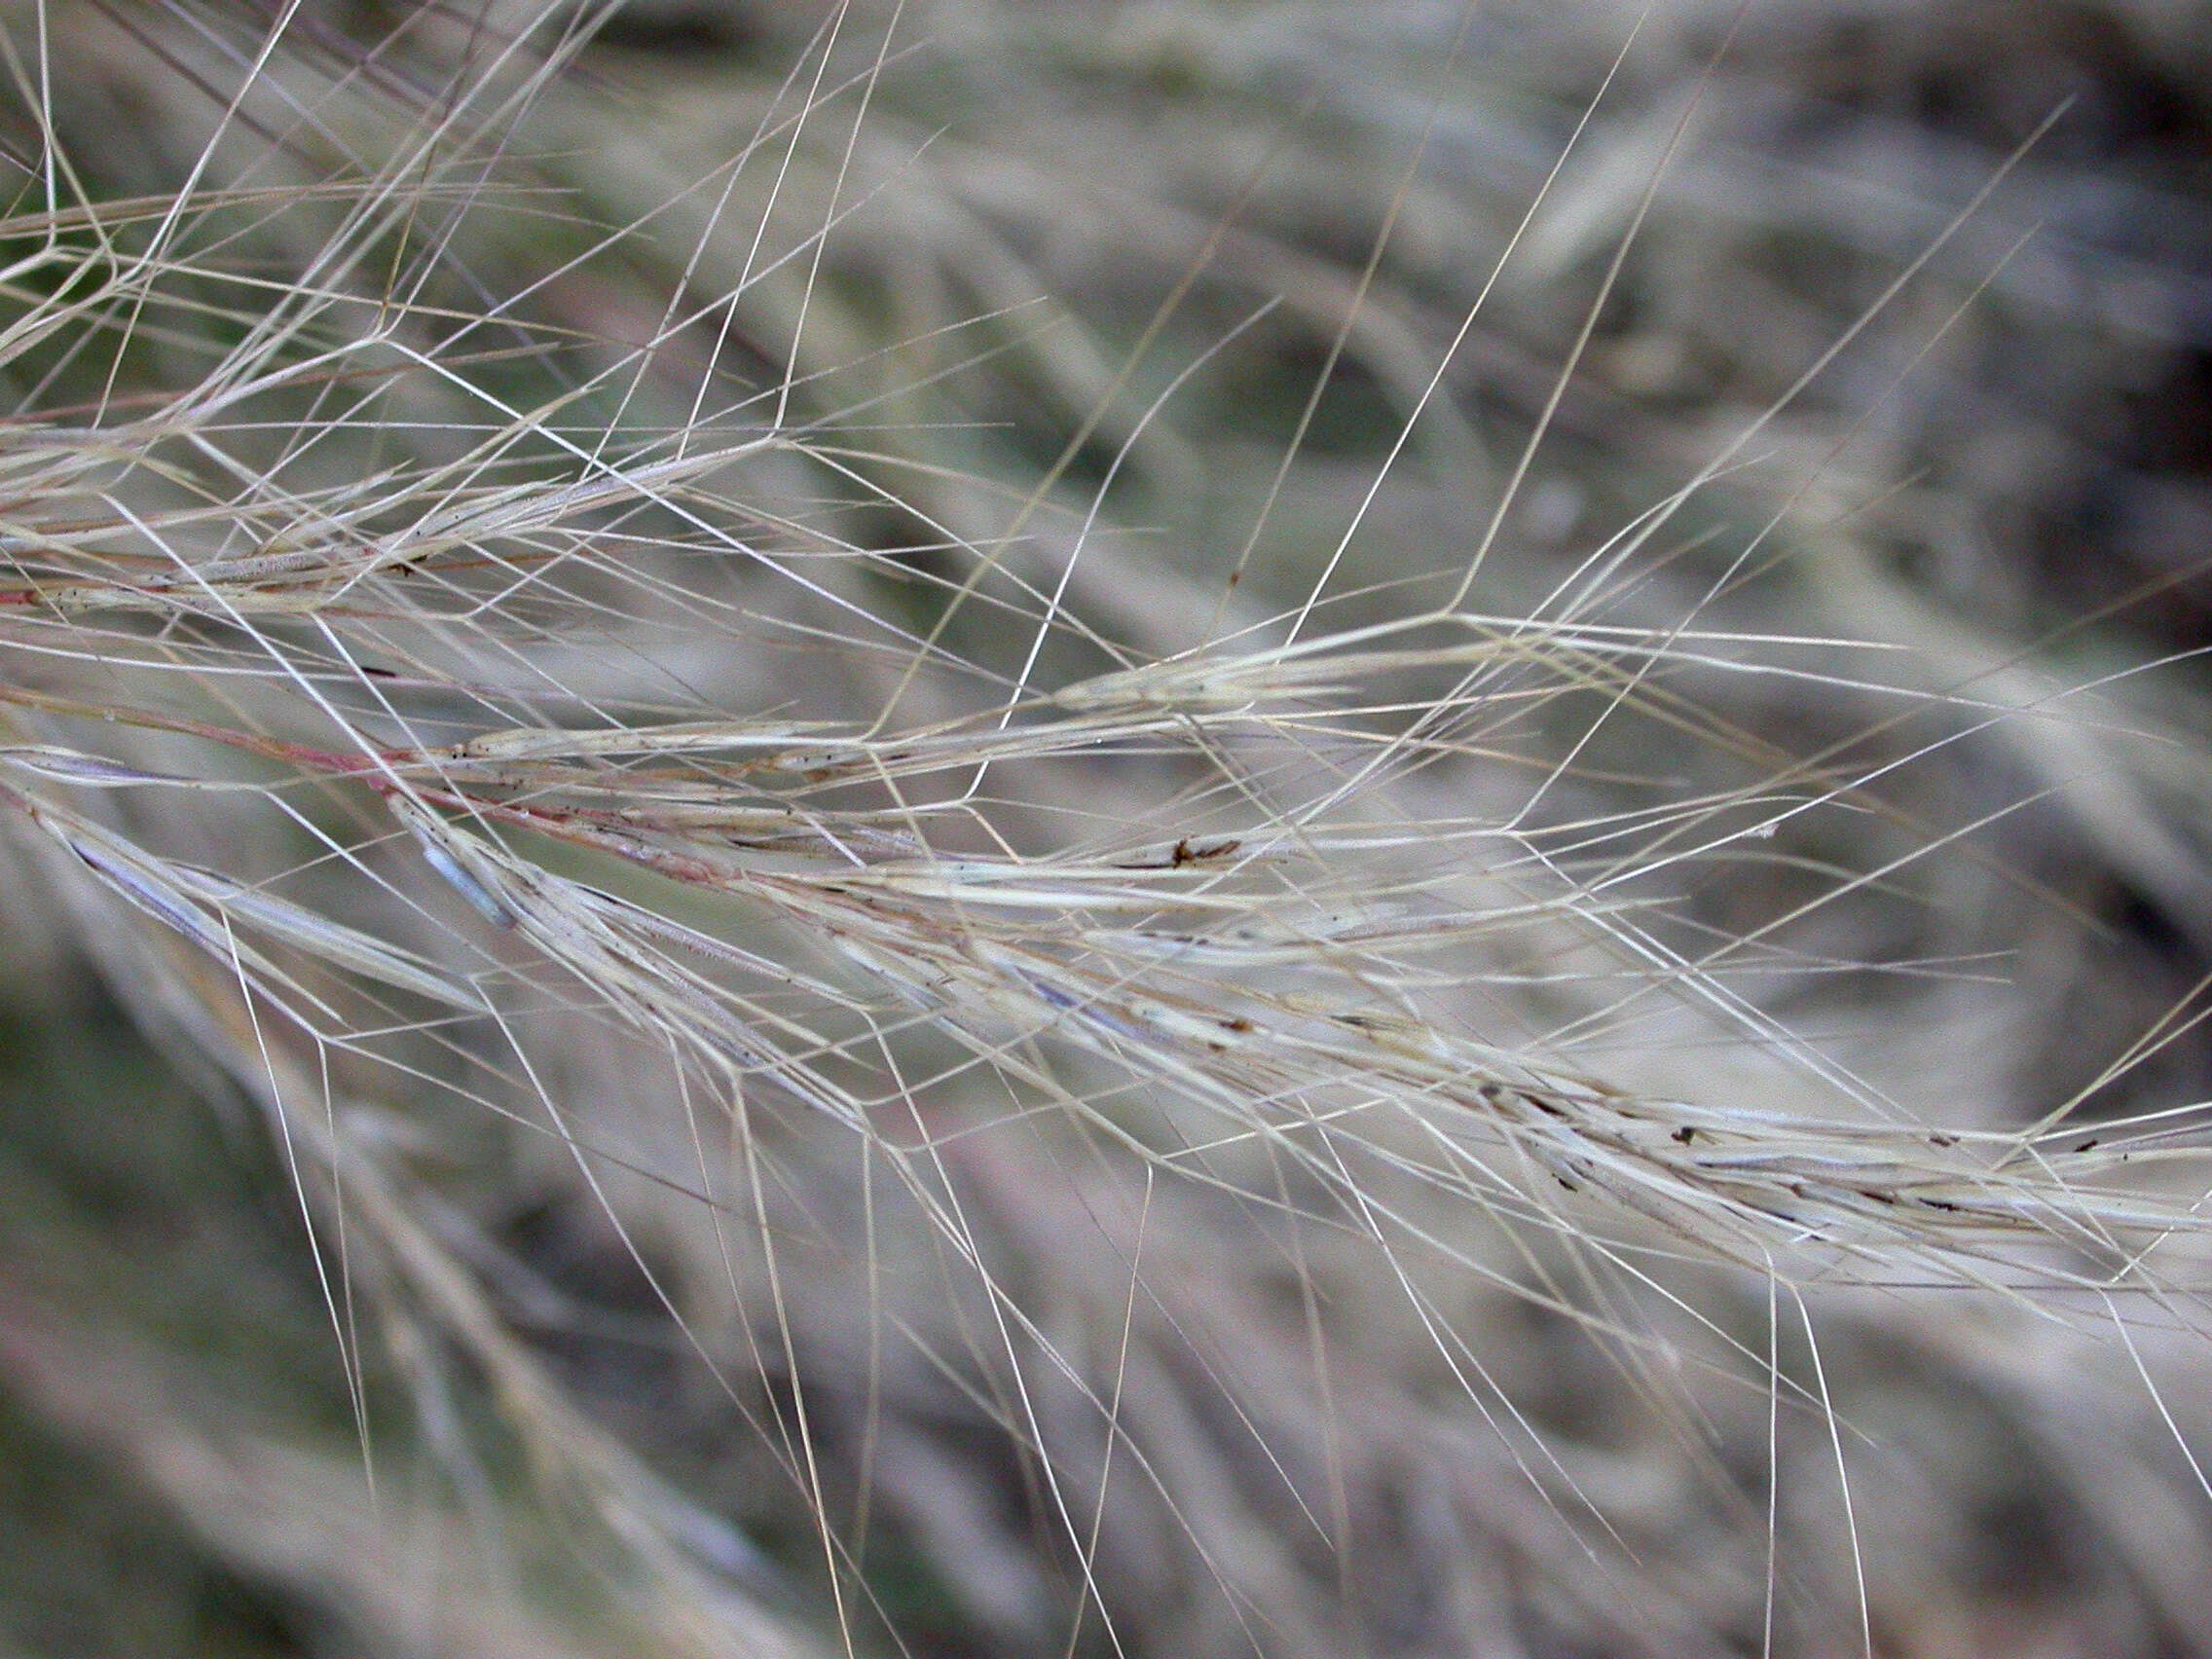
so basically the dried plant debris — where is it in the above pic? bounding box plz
[6,2,2212,1656]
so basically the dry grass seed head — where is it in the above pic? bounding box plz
[5,2,2212,1656]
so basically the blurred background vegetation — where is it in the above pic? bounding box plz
[8,1,2212,1654]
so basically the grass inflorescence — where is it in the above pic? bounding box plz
[7,2,2212,1655]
